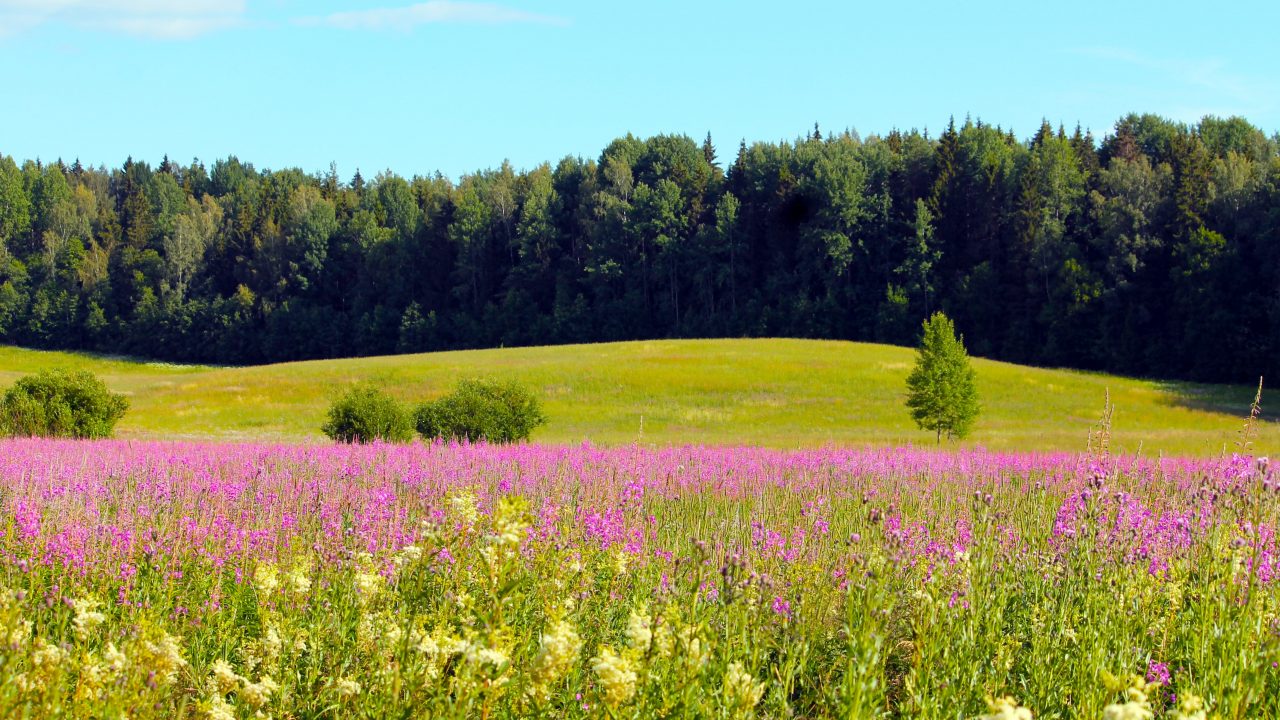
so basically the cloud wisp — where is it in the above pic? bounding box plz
[1072,46,1278,120]
[297,1,568,31]
[0,0,247,39]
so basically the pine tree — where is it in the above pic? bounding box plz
[905,311,979,442]
[702,132,719,170]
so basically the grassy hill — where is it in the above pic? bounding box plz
[0,339,1272,455]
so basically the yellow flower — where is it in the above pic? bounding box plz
[7,619,32,648]
[979,695,1033,720]
[625,609,652,654]
[1101,676,1155,720]
[612,549,630,575]
[240,675,280,708]
[463,640,510,674]
[450,490,480,526]
[1173,694,1207,720]
[202,695,238,720]
[31,637,66,673]
[355,571,384,602]
[591,646,637,709]
[254,564,280,595]
[677,626,711,674]
[72,597,106,640]
[208,659,243,694]
[335,677,362,698]
[74,656,109,701]
[102,642,127,674]
[527,620,583,703]
[287,567,311,595]
[261,624,283,663]
[653,621,674,659]
[1102,702,1153,720]
[394,545,423,570]
[722,662,766,713]
[491,497,530,548]
[141,631,188,686]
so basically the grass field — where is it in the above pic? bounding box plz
[0,339,1273,455]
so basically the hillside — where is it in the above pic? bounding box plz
[0,339,1272,455]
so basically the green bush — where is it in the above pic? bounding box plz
[0,369,129,439]
[415,377,546,443]
[321,384,414,444]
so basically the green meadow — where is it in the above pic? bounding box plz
[0,339,1272,455]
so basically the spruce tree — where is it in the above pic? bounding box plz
[905,311,979,443]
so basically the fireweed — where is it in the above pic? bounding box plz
[0,439,1276,718]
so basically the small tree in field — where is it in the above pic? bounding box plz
[905,311,979,443]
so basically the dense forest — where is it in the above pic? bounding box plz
[1,113,1277,383]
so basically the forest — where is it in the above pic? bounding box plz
[0,113,1276,383]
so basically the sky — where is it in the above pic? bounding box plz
[1,0,1278,180]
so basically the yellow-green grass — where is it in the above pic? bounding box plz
[0,339,1273,455]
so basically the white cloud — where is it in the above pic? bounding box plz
[297,1,567,31]
[0,0,246,39]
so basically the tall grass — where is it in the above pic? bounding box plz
[0,439,1276,718]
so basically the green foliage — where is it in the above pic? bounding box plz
[0,114,1278,386]
[0,368,128,438]
[905,312,979,442]
[321,384,414,444]
[415,377,546,443]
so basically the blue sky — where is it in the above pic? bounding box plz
[2,0,1277,179]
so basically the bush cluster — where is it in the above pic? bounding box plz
[320,384,416,444]
[321,378,545,445]
[415,378,547,444]
[0,369,129,439]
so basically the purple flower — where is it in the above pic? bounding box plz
[771,596,792,618]
[1146,660,1171,686]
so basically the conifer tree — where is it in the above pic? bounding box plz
[905,311,979,443]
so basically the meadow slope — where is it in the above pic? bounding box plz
[0,339,1272,455]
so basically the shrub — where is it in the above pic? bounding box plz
[321,384,414,444]
[415,377,546,443]
[0,369,129,439]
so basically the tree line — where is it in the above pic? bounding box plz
[1,113,1277,383]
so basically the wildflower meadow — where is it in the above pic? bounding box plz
[0,439,1277,718]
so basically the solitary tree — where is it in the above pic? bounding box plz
[906,311,979,442]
